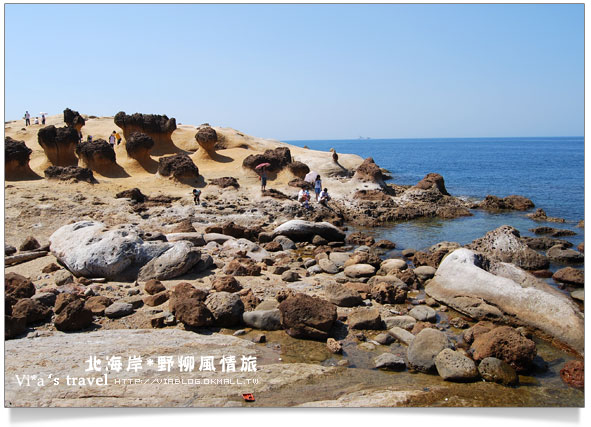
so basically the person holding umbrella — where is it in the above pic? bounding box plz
[255,162,270,192]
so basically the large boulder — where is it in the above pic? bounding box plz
[278,293,337,340]
[324,283,363,307]
[5,273,36,300]
[49,221,197,281]
[44,166,96,183]
[347,307,382,330]
[546,245,584,264]
[242,147,292,172]
[466,225,549,270]
[114,111,177,154]
[5,137,37,180]
[478,357,518,386]
[37,125,80,166]
[157,154,199,181]
[75,139,117,172]
[471,326,537,373]
[242,309,282,330]
[11,298,52,325]
[407,328,453,373]
[63,108,85,132]
[426,248,584,355]
[209,177,240,189]
[287,161,310,179]
[273,220,345,243]
[125,132,154,160]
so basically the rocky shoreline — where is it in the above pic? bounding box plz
[4,111,584,407]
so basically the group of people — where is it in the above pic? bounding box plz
[108,131,122,147]
[299,175,331,208]
[23,111,45,126]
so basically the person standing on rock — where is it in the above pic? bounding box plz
[41,114,45,125]
[109,131,116,147]
[314,175,322,201]
[115,131,122,145]
[24,111,30,126]
[260,167,268,192]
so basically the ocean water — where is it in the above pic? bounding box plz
[286,137,584,253]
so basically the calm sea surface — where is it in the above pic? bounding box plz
[286,137,584,253]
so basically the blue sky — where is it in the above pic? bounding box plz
[4,3,583,140]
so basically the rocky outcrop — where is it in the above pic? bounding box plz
[526,208,565,223]
[279,293,337,340]
[466,225,549,270]
[242,147,292,172]
[37,125,80,166]
[63,108,85,133]
[478,195,534,211]
[546,245,584,264]
[49,221,204,281]
[44,166,96,183]
[75,139,117,172]
[353,157,384,185]
[5,137,37,180]
[157,154,199,181]
[54,298,93,331]
[114,111,177,154]
[552,267,584,287]
[414,173,449,195]
[426,248,584,354]
[272,220,345,242]
[125,132,154,160]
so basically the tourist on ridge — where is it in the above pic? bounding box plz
[34,117,39,125]
[41,114,45,125]
[314,175,322,200]
[115,131,122,145]
[24,111,30,126]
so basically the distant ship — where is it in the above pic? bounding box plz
[357,136,371,140]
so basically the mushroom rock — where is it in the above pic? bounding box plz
[195,126,218,155]
[287,161,310,179]
[75,139,117,173]
[414,173,449,195]
[5,137,37,180]
[353,157,384,185]
[157,153,199,181]
[125,132,155,160]
[63,108,86,133]
[114,111,177,154]
[242,147,292,172]
[37,125,80,166]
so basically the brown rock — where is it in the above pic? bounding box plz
[5,315,27,339]
[354,157,384,184]
[19,236,40,252]
[327,338,342,354]
[5,273,36,299]
[345,232,376,246]
[462,321,495,344]
[239,288,261,312]
[279,293,337,340]
[552,267,584,287]
[174,299,214,328]
[144,279,166,295]
[414,173,449,195]
[370,281,407,304]
[560,360,584,390]
[54,293,79,314]
[471,326,537,373]
[54,299,93,331]
[169,282,208,314]
[224,259,261,276]
[411,321,437,335]
[212,276,242,293]
[12,298,52,324]
[144,291,170,307]
[209,176,240,189]
[84,296,112,315]
[41,263,61,274]
[347,307,382,330]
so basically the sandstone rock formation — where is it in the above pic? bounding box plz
[478,195,535,211]
[75,139,120,175]
[353,157,384,185]
[242,147,292,172]
[114,111,177,154]
[125,131,154,160]
[44,166,96,183]
[63,108,85,133]
[195,126,217,155]
[272,220,345,242]
[5,137,38,180]
[414,173,449,195]
[37,125,80,166]
[426,248,584,354]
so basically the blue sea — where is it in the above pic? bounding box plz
[286,137,584,255]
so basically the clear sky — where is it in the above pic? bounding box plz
[4,3,584,140]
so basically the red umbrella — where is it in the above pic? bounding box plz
[255,163,271,169]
